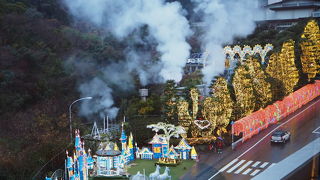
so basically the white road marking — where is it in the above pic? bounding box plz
[252,161,261,167]
[208,98,320,180]
[220,158,239,172]
[226,160,246,173]
[250,169,261,176]
[242,168,252,175]
[267,163,276,169]
[235,160,253,174]
[259,162,269,168]
[312,126,320,134]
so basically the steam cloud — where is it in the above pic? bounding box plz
[63,0,260,119]
[63,0,192,118]
[192,0,261,83]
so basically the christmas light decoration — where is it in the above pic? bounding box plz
[247,57,272,108]
[190,88,199,120]
[232,65,255,117]
[177,100,192,137]
[266,40,299,94]
[300,20,320,79]
[233,80,320,142]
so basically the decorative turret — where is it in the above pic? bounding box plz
[191,146,198,160]
[128,132,134,161]
[74,129,81,153]
[120,123,127,153]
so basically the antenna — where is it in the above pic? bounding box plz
[103,115,106,134]
[107,116,109,133]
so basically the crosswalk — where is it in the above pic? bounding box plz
[220,159,276,177]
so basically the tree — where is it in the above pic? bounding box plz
[232,65,256,118]
[162,80,178,124]
[300,20,320,80]
[246,57,272,109]
[177,99,192,138]
[266,40,299,94]
[147,122,186,146]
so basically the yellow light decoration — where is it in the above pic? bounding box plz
[246,57,272,108]
[177,100,192,137]
[300,20,320,78]
[266,40,299,94]
[232,65,255,117]
[190,88,199,120]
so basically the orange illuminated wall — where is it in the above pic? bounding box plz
[233,80,320,141]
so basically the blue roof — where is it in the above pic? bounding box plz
[120,129,127,141]
[75,136,80,147]
[66,156,73,168]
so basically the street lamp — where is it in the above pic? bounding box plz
[69,97,93,141]
[231,121,235,150]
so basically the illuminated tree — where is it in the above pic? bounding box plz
[147,122,185,146]
[300,20,320,80]
[247,57,272,109]
[210,77,233,128]
[190,88,199,120]
[162,80,177,124]
[177,100,192,137]
[232,65,255,118]
[266,40,299,94]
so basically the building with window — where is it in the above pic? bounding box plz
[258,0,320,30]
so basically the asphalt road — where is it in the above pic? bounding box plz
[182,96,320,180]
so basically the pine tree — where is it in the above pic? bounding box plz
[162,80,177,124]
[266,40,299,94]
[232,65,255,118]
[190,88,199,120]
[300,20,320,79]
[177,100,192,137]
[247,57,272,109]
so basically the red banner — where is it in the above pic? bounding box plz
[233,81,320,141]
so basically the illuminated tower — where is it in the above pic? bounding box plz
[128,132,134,161]
[120,123,127,154]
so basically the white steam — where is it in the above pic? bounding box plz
[79,77,119,119]
[192,0,261,83]
[63,0,191,82]
[63,0,192,118]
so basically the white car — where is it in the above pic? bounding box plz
[271,130,290,143]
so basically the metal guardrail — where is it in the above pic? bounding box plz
[31,144,72,180]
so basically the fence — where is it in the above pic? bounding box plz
[233,80,320,142]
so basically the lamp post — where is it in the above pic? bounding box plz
[69,97,92,141]
[231,121,234,150]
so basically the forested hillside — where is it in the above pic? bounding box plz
[0,0,125,178]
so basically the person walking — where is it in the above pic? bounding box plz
[216,140,223,154]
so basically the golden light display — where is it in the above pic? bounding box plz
[232,65,255,117]
[177,100,192,137]
[247,57,272,108]
[266,40,299,94]
[210,77,233,128]
[300,20,320,79]
[190,88,199,120]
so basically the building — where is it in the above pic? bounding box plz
[136,147,153,160]
[95,142,122,176]
[148,133,168,158]
[174,138,192,160]
[184,53,208,74]
[259,0,320,30]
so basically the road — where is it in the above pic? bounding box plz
[182,96,320,180]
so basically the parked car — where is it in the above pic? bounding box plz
[271,130,290,143]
